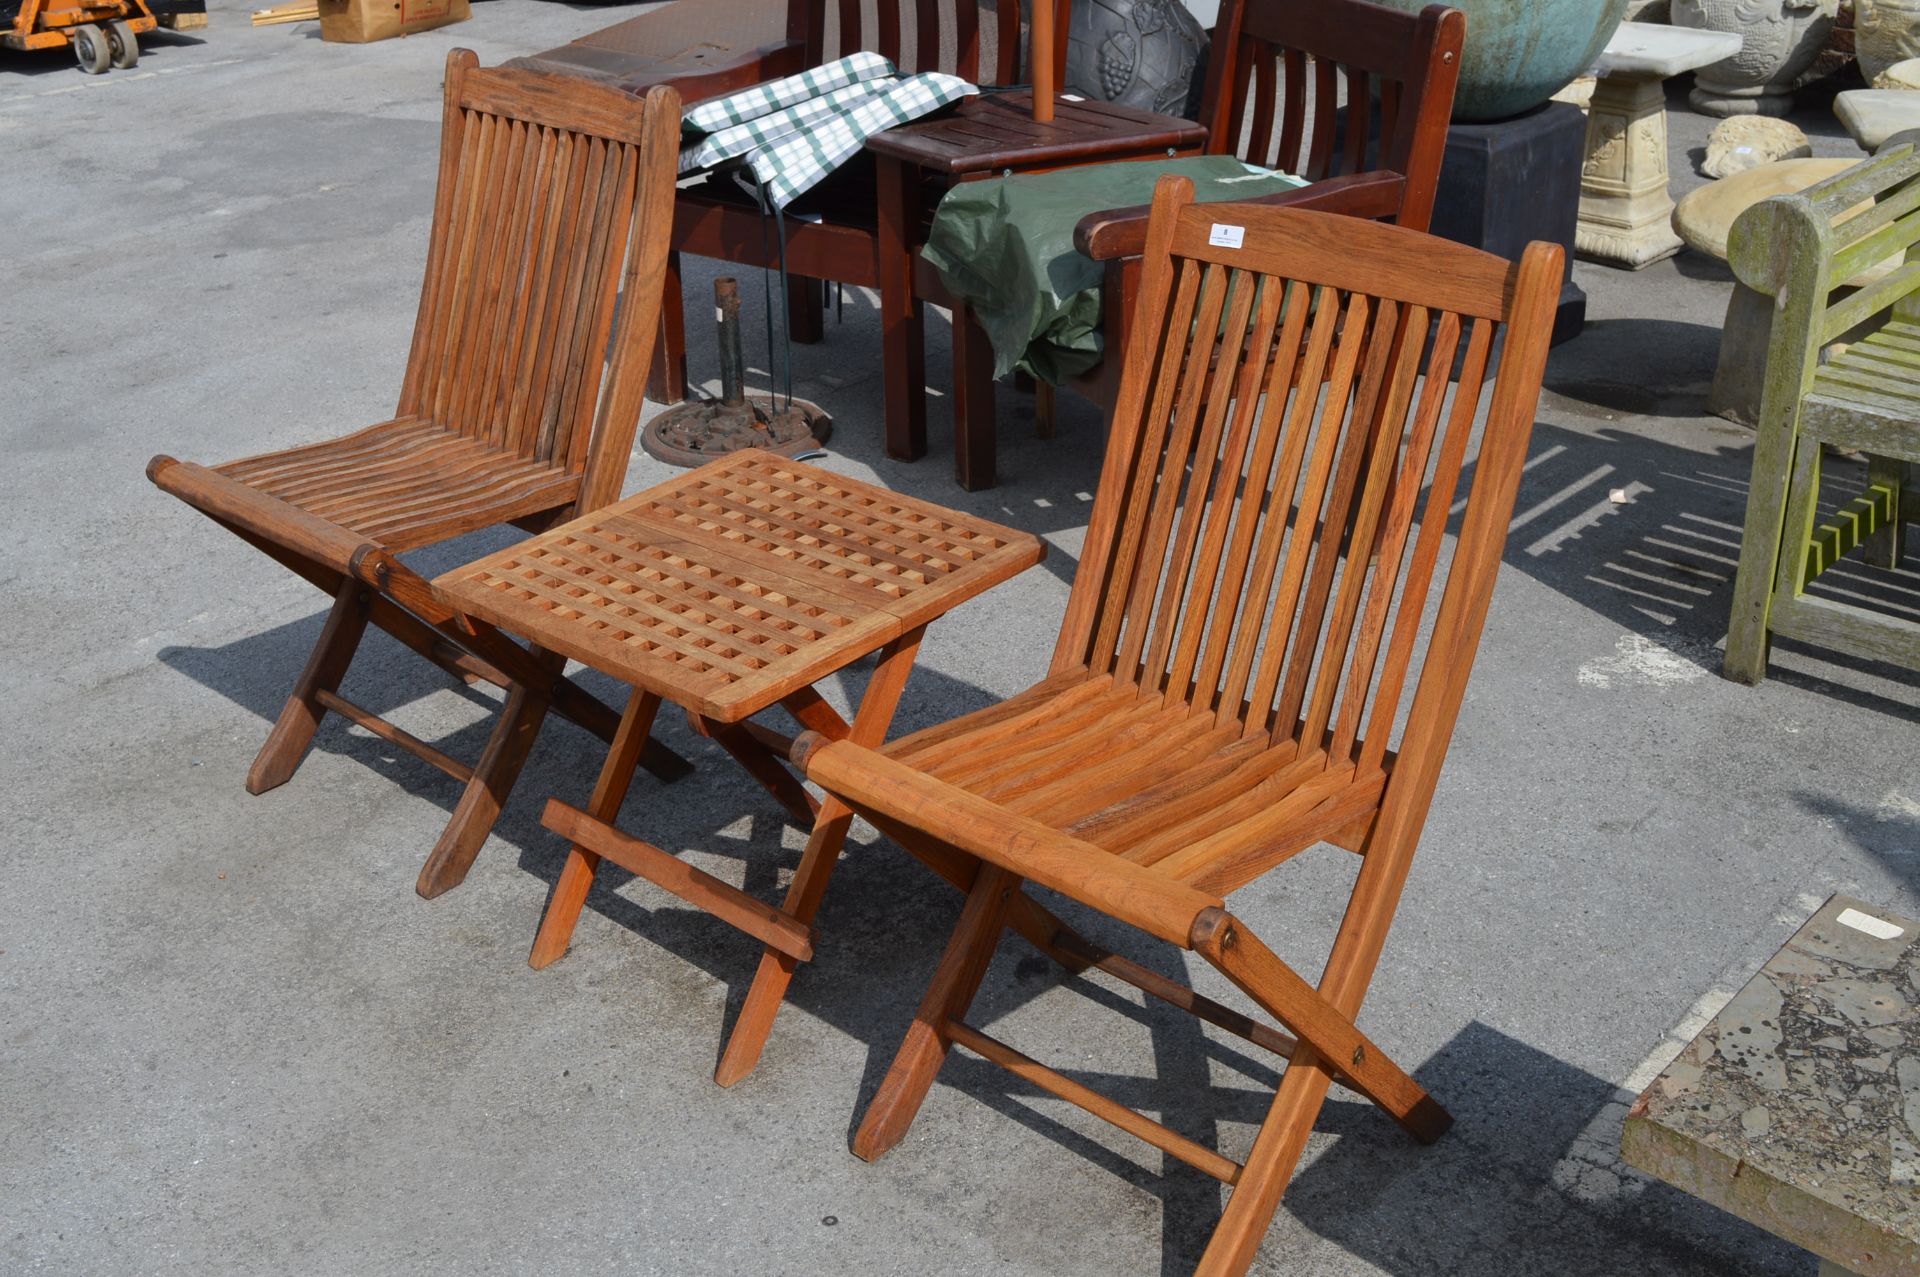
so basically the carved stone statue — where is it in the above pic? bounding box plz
[1673,0,1842,116]
[1857,0,1920,85]
[1063,0,1208,119]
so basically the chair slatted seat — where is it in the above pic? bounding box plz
[147,51,694,899]
[214,418,580,549]
[790,178,1562,1275]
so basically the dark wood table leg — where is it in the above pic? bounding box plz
[714,626,927,1086]
[876,156,928,462]
[648,249,689,405]
[952,301,997,491]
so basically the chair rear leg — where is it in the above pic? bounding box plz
[852,864,1017,1161]
[247,581,371,795]
[416,682,554,899]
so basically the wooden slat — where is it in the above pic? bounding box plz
[946,1019,1244,1184]
[313,689,475,782]
[543,800,816,962]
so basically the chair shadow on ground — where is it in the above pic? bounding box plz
[1450,411,1920,720]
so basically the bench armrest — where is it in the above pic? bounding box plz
[793,734,1222,947]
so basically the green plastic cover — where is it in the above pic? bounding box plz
[922,155,1306,384]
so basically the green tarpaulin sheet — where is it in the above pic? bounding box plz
[922,155,1307,385]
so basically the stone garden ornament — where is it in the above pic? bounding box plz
[1373,0,1628,120]
[1857,0,1920,84]
[1703,116,1813,176]
[1674,0,1841,117]
[1064,0,1208,118]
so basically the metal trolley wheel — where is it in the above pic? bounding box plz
[71,23,111,74]
[106,18,138,68]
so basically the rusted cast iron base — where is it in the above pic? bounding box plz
[641,394,832,467]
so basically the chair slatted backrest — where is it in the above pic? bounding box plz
[1201,0,1462,229]
[398,52,682,513]
[1053,179,1559,801]
[805,0,1068,85]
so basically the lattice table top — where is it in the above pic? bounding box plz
[436,450,1045,722]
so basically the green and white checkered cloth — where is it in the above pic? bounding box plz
[742,72,976,210]
[678,80,885,176]
[681,51,897,135]
[676,52,978,212]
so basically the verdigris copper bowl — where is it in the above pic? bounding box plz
[1374,0,1629,121]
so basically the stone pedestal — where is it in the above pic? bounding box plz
[1429,102,1589,344]
[1576,22,1744,269]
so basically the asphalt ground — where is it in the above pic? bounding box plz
[3,10,1917,1273]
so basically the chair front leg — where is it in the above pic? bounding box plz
[1196,1042,1338,1277]
[852,863,1019,1161]
[247,579,371,795]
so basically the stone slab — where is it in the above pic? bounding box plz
[1623,894,1920,1277]
[1671,157,1861,260]
[1595,20,1743,79]
[1836,89,1920,152]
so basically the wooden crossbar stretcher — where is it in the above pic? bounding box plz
[3,0,157,72]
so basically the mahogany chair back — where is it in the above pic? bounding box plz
[1199,0,1460,229]
[805,0,1067,84]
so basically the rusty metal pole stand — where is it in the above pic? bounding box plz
[641,278,833,467]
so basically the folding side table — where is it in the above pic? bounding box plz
[435,449,1043,1083]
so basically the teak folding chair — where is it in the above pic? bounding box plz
[791,179,1561,1275]
[943,0,1463,489]
[147,51,692,898]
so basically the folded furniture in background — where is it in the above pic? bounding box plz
[796,177,1563,1275]
[147,51,692,899]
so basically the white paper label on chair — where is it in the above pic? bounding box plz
[1838,907,1905,941]
[1209,223,1245,250]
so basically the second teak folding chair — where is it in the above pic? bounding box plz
[791,179,1561,1275]
[148,50,693,898]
